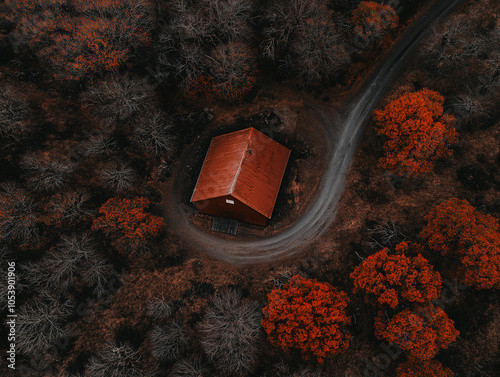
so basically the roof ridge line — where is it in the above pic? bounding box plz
[229,128,253,194]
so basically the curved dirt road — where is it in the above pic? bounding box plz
[166,0,466,265]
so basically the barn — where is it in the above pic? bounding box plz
[191,127,291,226]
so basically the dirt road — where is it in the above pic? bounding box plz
[166,0,466,265]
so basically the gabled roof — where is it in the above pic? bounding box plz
[191,127,290,218]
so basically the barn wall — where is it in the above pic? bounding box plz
[194,195,268,226]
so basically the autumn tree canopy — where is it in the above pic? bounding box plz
[374,305,459,360]
[261,275,350,363]
[351,241,443,309]
[373,88,458,176]
[6,0,155,80]
[396,359,454,377]
[91,197,165,253]
[421,198,500,289]
[351,1,398,48]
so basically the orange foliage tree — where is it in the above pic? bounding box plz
[351,1,398,48]
[396,359,454,377]
[421,198,500,289]
[92,197,164,253]
[351,242,442,308]
[373,88,458,176]
[261,275,350,363]
[6,0,154,80]
[374,305,459,360]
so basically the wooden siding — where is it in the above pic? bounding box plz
[194,195,268,226]
[191,127,290,223]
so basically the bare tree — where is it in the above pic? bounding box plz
[86,342,145,377]
[204,0,253,43]
[84,134,119,158]
[81,255,114,298]
[156,0,256,95]
[261,0,325,62]
[420,14,484,76]
[200,289,263,376]
[206,42,256,101]
[450,93,490,128]
[168,0,211,42]
[132,110,174,157]
[42,191,93,228]
[16,291,73,356]
[419,8,499,105]
[99,162,137,193]
[147,295,173,320]
[481,25,500,93]
[151,318,189,361]
[156,0,210,92]
[82,76,155,130]
[366,220,406,249]
[163,0,252,45]
[44,234,98,290]
[420,20,463,69]
[0,86,32,142]
[291,21,349,85]
[0,183,40,246]
[157,37,206,91]
[171,357,210,377]
[484,51,500,90]
[19,260,51,290]
[20,151,75,193]
[156,0,209,90]
[21,233,113,296]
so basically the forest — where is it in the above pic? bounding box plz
[0,0,499,376]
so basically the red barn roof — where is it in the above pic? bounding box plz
[191,127,290,219]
